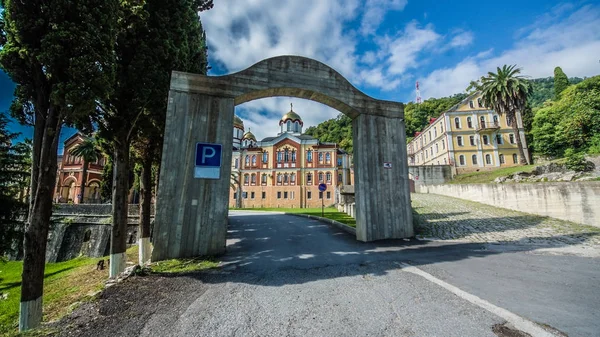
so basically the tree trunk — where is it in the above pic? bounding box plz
[138,150,153,265]
[20,107,61,331]
[79,161,88,203]
[109,141,130,278]
[511,114,529,165]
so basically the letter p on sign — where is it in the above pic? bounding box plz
[194,143,222,179]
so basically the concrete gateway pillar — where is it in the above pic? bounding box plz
[152,89,234,260]
[152,56,414,260]
[353,113,413,241]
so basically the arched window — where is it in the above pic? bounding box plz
[326,172,332,181]
[244,174,249,184]
[469,100,474,108]
[467,117,473,128]
[234,158,239,168]
[290,173,296,184]
[251,174,256,184]
[277,151,282,163]
[477,98,483,108]
[513,154,518,164]
[472,155,478,165]
[434,127,437,137]
[459,155,465,166]
[283,173,288,183]
[499,154,505,164]
[251,155,256,165]
[483,135,489,145]
[442,139,445,149]
[307,150,313,162]
[261,174,267,184]
[287,120,292,131]
[493,115,499,125]
[291,150,296,162]
[307,173,313,184]
[245,155,250,165]
[319,172,324,182]
[295,121,300,132]
[325,152,331,163]
[454,117,461,129]
[485,154,492,165]
[284,148,289,162]
[277,173,282,183]
[318,152,324,162]
[480,115,486,128]
[435,144,439,153]
[262,151,268,163]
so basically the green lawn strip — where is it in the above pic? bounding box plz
[448,164,537,184]
[0,246,139,336]
[150,257,220,274]
[232,207,356,228]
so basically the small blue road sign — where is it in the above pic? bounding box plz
[194,143,222,179]
[318,183,327,192]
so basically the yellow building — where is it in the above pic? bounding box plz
[230,105,354,208]
[407,93,529,174]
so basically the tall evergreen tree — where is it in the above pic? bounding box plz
[0,113,30,258]
[553,67,570,99]
[0,0,117,330]
[97,0,212,274]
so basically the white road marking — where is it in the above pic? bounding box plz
[397,262,556,337]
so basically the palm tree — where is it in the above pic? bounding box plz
[469,65,532,164]
[69,136,101,203]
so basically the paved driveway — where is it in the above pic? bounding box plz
[56,207,600,337]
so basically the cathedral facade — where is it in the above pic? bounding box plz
[230,105,353,208]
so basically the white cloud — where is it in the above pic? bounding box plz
[420,4,600,99]
[448,31,474,48]
[360,0,408,36]
[235,98,340,141]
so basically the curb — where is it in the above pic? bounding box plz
[285,213,356,236]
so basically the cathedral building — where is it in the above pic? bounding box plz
[230,104,353,208]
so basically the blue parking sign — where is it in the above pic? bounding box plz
[194,143,222,179]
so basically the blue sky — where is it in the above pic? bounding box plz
[2,0,600,143]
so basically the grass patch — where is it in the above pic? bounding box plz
[150,257,219,274]
[231,207,356,228]
[0,246,139,336]
[448,164,537,184]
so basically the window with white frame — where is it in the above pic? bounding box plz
[467,117,473,128]
[454,117,461,129]
[261,174,267,184]
[499,154,505,164]
[469,135,475,146]
[457,136,464,146]
[459,155,465,166]
[509,134,515,144]
[513,154,518,164]
[496,134,503,144]
[472,154,478,165]
[477,98,483,108]
[485,154,492,165]
[483,135,489,145]
[442,139,445,150]
[307,150,313,162]
[469,100,474,108]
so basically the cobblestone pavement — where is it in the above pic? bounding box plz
[412,193,600,248]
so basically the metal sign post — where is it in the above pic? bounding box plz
[318,183,327,217]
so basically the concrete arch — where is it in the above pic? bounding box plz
[153,55,413,261]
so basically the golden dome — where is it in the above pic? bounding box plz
[233,115,244,129]
[242,130,256,141]
[280,103,303,125]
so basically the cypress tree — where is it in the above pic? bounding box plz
[554,66,570,99]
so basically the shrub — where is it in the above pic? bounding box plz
[564,149,595,172]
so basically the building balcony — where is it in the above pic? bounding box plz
[476,121,500,132]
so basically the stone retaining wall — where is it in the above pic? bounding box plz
[416,182,600,227]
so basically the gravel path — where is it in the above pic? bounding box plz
[412,193,600,249]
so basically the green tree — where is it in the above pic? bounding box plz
[0,0,117,330]
[553,66,570,99]
[97,0,212,273]
[0,113,30,258]
[468,65,532,164]
[69,136,101,203]
[531,75,600,157]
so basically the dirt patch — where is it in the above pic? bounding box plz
[47,273,210,337]
[492,323,531,337]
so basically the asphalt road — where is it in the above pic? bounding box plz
[57,211,600,337]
